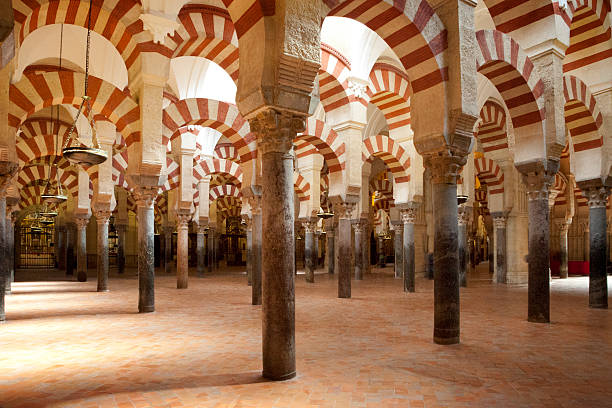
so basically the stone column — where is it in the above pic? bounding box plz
[250,199,263,305]
[244,216,253,286]
[252,111,301,381]
[116,224,127,274]
[426,154,464,345]
[492,212,508,284]
[393,222,403,279]
[95,210,111,292]
[207,228,215,274]
[522,169,554,323]
[65,222,75,276]
[584,223,590,262]
[303,220,316,283]
[74,216,89,283]
[584,186,610,308]
[134,188,157,313]
[7,212,15,291]
[326,223,335,275]
[0,195,6,320]
[401,207,417,293]
[197,224,206,277]
[334,202,355,298]
[353,221,364,280]
[164,225,173,274]
[457,206,471,288]
[57,225,66,271]
[557,219,570,279]
[176,211,191,289]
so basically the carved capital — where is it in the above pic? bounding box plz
[303,220,317,233]
[0,161,18,195]
[247,195,262,215]
[139,13,180,44]
[176,210,192,230]
[424,151,466,185]
[132,186,159,208]
[400,208,417,225]
[352,221,364,233]
[250,109,305,155]
[74,216,89,230]
[458,206,472,227]
[491,211,508,229]
[333,201,356,220]
[94,210,112,225]
[554,218,571,233]
[521,172,554,201]
[584,186,610,209]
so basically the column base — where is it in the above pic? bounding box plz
[527,316,550,323]
[433,336,460,345]
[177,283,188,289]
[97,288,109,293]
[77,272,87,282]
[589,303,608,309]
[262,370,296,381]
[139,305,155,313]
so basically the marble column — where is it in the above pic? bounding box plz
[427,154,464,345]
[335,202,355,297]
[207,228,215,274]
[197,224,205,277]
[95,211,111,292]
[0,196,6,321]
[65,222,75,276]
[250,202,262,305]
[584,186,610,308]
[557,220,570,279]
[134,188,157,313]
[176,211,191,289]
[393,222,403,279]
[253,111,300,381]
[75,216,89,283]
[57,225,66,271]
[326,224,335,275]
[584,223,590,262]
[7,213,15,292]
[353,221,364,280]
[361,220,370,276]
[164,226,173,274]
[116,224,127,275]
[303,220,316,283]
[458,207,471,288]
[245,217,253,286]
[522,170,554,323]
[401,208,417,293]
[492,212,508,284]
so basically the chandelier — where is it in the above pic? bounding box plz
[62,0,107,167]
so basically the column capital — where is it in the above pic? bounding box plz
[302,220,317,233]
[352,222,364,233]
[0,161,18,195]
[400,208,417,225]
[132,186,159,208]
[94,210,112,225]
[333,201,356,220]
[517,160,558,201]
[491,211,508,229]
[553,218,571,233]
[176,210,192,230]
[423,151,467,185]
[74,216,90,230]
[248,195,262,215]
[458,206,472,226]
[583,185,610,209]
[196,223,207,234]
[250,109,305,155]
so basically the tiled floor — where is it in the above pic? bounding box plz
[1,265,611,408]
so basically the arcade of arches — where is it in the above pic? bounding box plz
[0,0,611,406]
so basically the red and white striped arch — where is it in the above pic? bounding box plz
[323,0,448,96]
[318,44,354,113]
[574,185,589,207]
[216,195,242,218]
[367,63,412,130]
[552,173,568,206]
[476,100,508,154]
[296,118,345,174]
[480,0,571,34]
[17,134,63,166]
[563,75,604,152]
[161,157,181,193]
[214,143,239,162]
[162,98,256,163]
[370,178,393,199]
[564,0,611,73]
[17,164,78,197]
[476,30,546,132]
[14,0,146,81]
[9,72,140,146]
[373,198,393,212]
[362,135,411,184]
[209,184,241,201]
[474,157,504,195]
[169,5,239,82]
[293,172,311,203]
[19,118,75,141]
[193,157,243,186]
[112,150,130,190]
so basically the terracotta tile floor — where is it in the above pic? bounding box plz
[1,265,611,408]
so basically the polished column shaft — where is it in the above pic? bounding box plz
[393,223,403,279]
[304,221,316,283]
[197,228,205,277]
[335,203,355,298]
[353,222,364,280]
[402,209,416,293]
[135,190,156,313]
[176,212,190,289]
[95,211,111,292]
[492,213,508,284]
[585,186,610,308]
[75,217,89,283]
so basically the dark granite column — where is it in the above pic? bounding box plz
[521,167,555,323]
[7,212,15,291]
[393,222,403,279]
[458,206,471,288]
[74,216,89,283]
[95,210,111,292]
[197,224,205,277]
[252,111,300,381]
[303,220,316,283]
[116,224,126,275]
[584,185,610,308]
[0,195,6,321]
[57,225,66,271]
[250,200,262,305]
[207,228,215,274]
[353,221,364,280]
[491,212,508,284]
[245,217,253,286]
[176,211,191,289]
[134,188,157,313]
[401,207,416,293]
[557,220,570,279]
[326,224,335,275]
[363,220,371,275]
[334,202,355,298]
[164,225,173,274]
[65,222,75,276]
[426,154,465,345]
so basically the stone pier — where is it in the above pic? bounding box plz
[134,188,157,313]
[176,211,191,289]
[95,210,111,292]
[584,185,610,309]
[492,212,508,284]
[197,224,205,277]
[401,207,416,293]
[393,222,403,279]
[458,206,471,288]
[75,216,89,283]
[353,221,364,280]
[304,220,316,283]
[335,201,355,298]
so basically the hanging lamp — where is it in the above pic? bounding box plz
[62,0,108,167]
